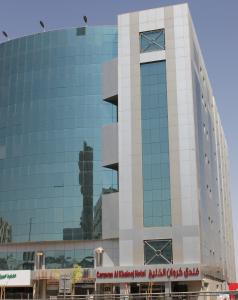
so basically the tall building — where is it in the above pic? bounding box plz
[0,3,236,297]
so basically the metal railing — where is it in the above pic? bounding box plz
[2,291,238,300]
[56,292,238,300]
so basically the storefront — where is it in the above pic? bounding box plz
[32,268,96,298]
[0,265,203,298]
[0,270,32,299]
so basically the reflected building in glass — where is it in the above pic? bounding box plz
[79,142,94,240]
[0,3,236,298]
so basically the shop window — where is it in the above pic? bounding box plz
[140,29,165,53]
[144,239,173,265]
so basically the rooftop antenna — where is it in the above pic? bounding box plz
[2,31,9,41]
[83,16,88,26]
[39,20,45,32]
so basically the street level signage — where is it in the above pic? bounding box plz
[0,273,16,280]
[96,264,201,283]
[0,270,31,287]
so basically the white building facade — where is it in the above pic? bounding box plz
[101,2,236,293]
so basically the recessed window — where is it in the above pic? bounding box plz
[140,29,165,53]
[144,239,172,265]
[76,27,86,36]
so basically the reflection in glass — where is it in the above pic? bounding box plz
[0,217,12,243]
[79,142,94,239]
[63,142,94,240]
[102,168,118,193]
[45,249,94,269]
[0,249,94,270]
[0,251,35,270]
[93,194,102,240]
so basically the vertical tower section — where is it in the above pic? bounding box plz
[118,4,201,267]
[118,11,144,266]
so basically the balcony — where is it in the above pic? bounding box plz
[103,58,118,103]
[102,192,119,239]
[102,123,118,168]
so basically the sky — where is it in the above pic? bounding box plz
[0,0,237,279]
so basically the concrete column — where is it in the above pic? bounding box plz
[120,283,130,296]
[41,279,47,299]
[165,282,171,293]
[32,282,37,299]
[36,279,47,299]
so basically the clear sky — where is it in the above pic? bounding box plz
[0,0,237,279]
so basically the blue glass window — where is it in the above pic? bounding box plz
[141,61,171,227]
[140,29,165,53]
[0,251,35,270]
[0,249,94,270]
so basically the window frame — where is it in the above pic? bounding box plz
[140,29,165,53]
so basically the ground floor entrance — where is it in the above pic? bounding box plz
[74,283,95,295]
[95,281,200,297]
[2,287,33,299]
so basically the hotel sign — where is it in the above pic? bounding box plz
[0,270,31,287]
[96,265,201,283]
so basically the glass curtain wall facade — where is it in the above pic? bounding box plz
[0,248,94,270]
[140,61,171,227]
[0,27,117,243]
